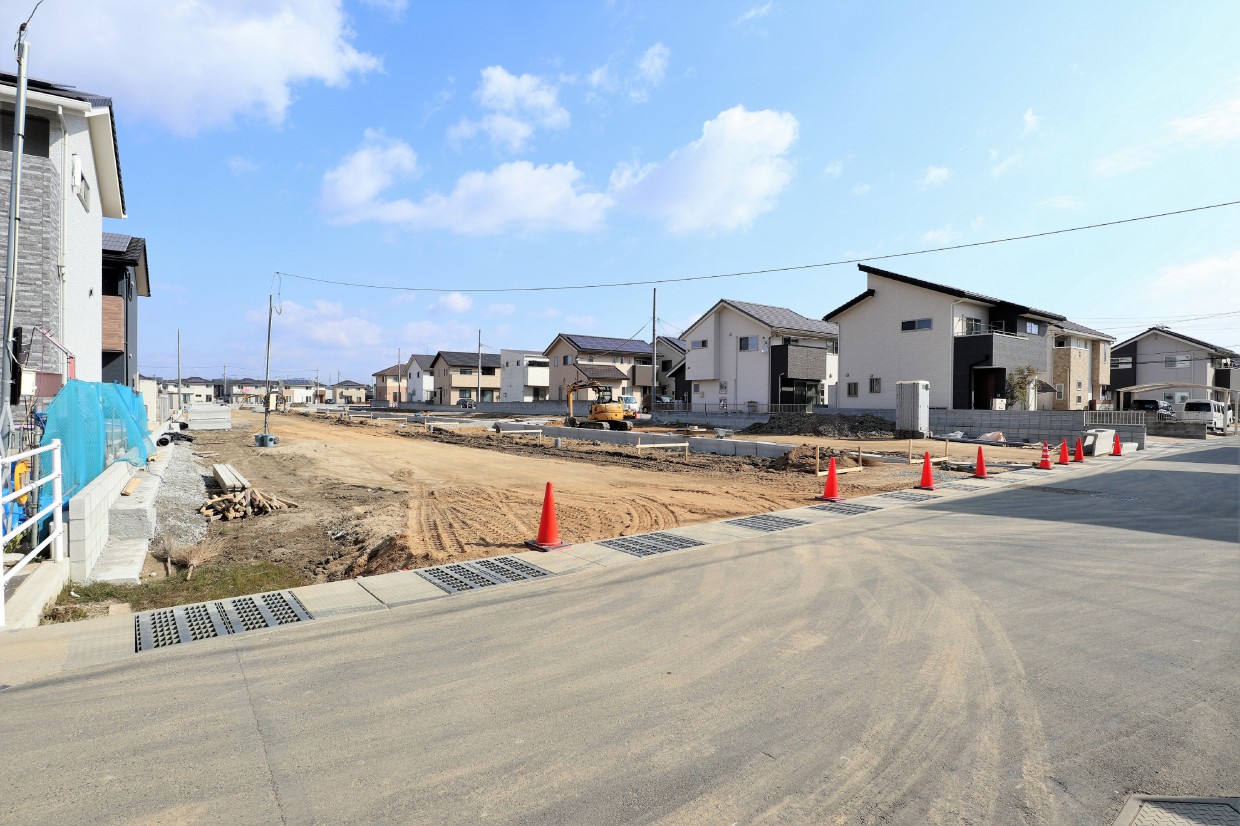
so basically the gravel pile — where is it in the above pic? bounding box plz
[153,445,210,546]
[743,412,896,439]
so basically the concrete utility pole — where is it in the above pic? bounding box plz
[1,30,31,453]
[176,330,182,411]
[476,330,482,403]
[222,364,227,404]
[651,288,657,422]
[396,348,401,404]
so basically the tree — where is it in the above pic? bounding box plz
[1006,364,1042,410]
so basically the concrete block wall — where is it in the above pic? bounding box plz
[66,462,133,581]
[928,409,1146,450]
[537,426,793,458]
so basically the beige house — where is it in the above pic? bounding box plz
[431,351,501,404]
[543,334,653,406]
[332,380,368,404]
[371,364,407,404]
[1050,321,1113,410]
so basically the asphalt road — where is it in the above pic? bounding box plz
[3,443,1237,825]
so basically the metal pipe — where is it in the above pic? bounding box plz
[2,36,31,453]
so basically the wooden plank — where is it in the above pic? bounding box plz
[212,463,251,492]
[120,477,143,496]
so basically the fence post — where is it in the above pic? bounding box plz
[51,439,65,562]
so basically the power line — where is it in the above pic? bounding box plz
[275,198,1240,295]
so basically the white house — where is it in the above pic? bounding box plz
[161,376,214,406]
[404,354,435,403]
[543,334,653,407]
[682,299,839,410]
[280,378,316,405]
[824,265,1064,411]
[2,73,127,396]
[500,349,550,402]
[1110,326,1237,408]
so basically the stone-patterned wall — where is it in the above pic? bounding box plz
[0,151,62,375]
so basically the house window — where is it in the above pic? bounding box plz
[718,380,728,394]
[869,377,881,394]
[1111,356,1133,370]
[1024,320,1040,335]
[1165,354,1190,369]
[900,319,932,332]
[846,382,859,397]
[691,339,708,349]
[482,367,496,376]
[1054,336,1068,348]
[564,355,572,365]
[825,339,838,354]
[1163,392,1175,403]
[1073,337,1086,349]
[738,336,759,350]
[692,382,701,395]
[458,389,472,399]
[1076,380,1082,390]
[459,367,473,375]
[1055,383,1064,401]
[962,317,984,335]
[1076,395,1082,404]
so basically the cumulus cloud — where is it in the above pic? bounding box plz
[450,66,569,152]
[246,300,383,349]
[609,105,798,233]
[0,0,380,135]
[588,43,671,104]
[1023,108,1040,136]
[321,134,611,234]
[734,1,773,26]
[919,165,951,186]
[433,292,474,313]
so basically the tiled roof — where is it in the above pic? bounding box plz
[433,351,503,368]
[554,334,652,355]
[855,265,1066,321]
[722,299,839,337]
[333,380,365,387]
[657,336,687,354]
[1053,319,1114,341]
[372,364,405,377]
[407,353,436,370]
[575,364,630,381]
[1114,326,1239,357]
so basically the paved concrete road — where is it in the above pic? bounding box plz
[2,444,1237,825]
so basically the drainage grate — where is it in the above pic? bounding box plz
[134,590,311,653]
[809,502,883,517]
[416,564,503,593]
[470,556,552,582]
[600,532,706,557]
[726,514,810,532]
[879,491,940,502]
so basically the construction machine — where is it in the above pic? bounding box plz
[563,380,633,431]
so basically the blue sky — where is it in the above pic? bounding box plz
[5,1,1239,383]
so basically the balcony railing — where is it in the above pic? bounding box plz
[954,324,1027,339]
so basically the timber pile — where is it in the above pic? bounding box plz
[199,489,299,521]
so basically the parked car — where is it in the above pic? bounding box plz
[619,395,639,418]
[1126,399,1177,420]
[456,398,476,409]
[1182,399,1229,432]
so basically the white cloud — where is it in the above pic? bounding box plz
[822,160,844,178]
[851,183,873,195]
[1144,251,1240,317]
[451,66,569,152]
[991,152,1022,176]
[1038,195,1086,210]
[1096,82,1240,177]
[0,1,380,135]
[433,292,474,313]
[734,1,773,26]
[322,135,611,234]
[358,0,408,13]
[227,156,261,174]
[919,165,951,186]
[589,43,672,104]
[921,227,959,245]
[248,300,383,349]
[486,303,516,317]
[610,105,798,233]
[1022,108,1040,136]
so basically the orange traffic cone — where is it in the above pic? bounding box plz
[1073,438,1085,463]
[916,451,935,490]
[816,457,844,502]
[973,445,988,479]
[525,482,570,551]
[1057,439,1070,465]
[1038,442,1053,470]
[1111,432,1123,456]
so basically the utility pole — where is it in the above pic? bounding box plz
[396,347,401,404]
[222,363,227,404]
[1,28,31,453]
[262,294,273,436]
[476,329,482,403]
[651,288,657,423]
[176,330,182,411]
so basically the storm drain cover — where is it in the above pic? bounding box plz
[415,557,553,593]
[879,491,940,502]
[809,502,883,516]
[1114,797,1240,826]
[600,532,705,557]
[134,590,311,653]
[726,514,809,532]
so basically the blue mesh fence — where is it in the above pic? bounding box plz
[38,380,151,504]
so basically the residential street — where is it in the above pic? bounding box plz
[2,443,1237,826]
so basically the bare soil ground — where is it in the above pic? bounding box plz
[179,410,1014,583]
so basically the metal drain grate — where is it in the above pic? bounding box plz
[416,564,503,593]
[600,532,706,557]
[134,590,311,653]
[726,514,810,532]
[470,556,552,582]
[879,491,940,502]
[809,502,883,516]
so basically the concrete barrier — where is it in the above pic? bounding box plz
[67,462,133,581]
[537,426,794,459]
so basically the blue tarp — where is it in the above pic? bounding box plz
[39,380,151,503]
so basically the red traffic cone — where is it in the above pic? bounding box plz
[973,445,989,479]
[1038,442,1053,470]
[1057,439,1070,465]
[1111,432,1123,456]
[816,457,844,502]
[1073,438,1085,463]
[525,482,570,552]
[916,451,935,490]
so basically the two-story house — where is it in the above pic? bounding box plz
[654,336,688,401]
[162,376,215,406]
[3,73,128,397]
[1049,321,1113,410]
[431,351,501,404]
[225,378,267,404]
[543,335,653,407]
[682,299,839,410]
[404,354,435,403]
[332,380,369,405]
[1110,326,1236,407]
[371,364,407,404]
[279,378,316,405]
[500,349,550,402]
[824,265,1065,410]
[100,233,150,389]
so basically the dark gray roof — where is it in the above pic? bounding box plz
[101,233,150,296]
[281,378,313,386]
[550,334,652,356]
[432,351,503,368]
[656,336,687,354]
[333,380,365,388]
[1053,319,1114,341]
[406,353,436,370]
[856,265,1066,321]
[1114,326,1239,357]
[575,364,630,381]
[721,299,839,337]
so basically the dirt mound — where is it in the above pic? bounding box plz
[770,444,873,473]
[744,412,895,439]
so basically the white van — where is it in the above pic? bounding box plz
[1182,400,1229,433]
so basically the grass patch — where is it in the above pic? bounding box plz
[44,562,310,621]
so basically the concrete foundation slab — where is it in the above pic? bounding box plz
[291,580,386,619]
[357,572,448,608]
[87,539,148,584]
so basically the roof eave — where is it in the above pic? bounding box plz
[86,107,125,218]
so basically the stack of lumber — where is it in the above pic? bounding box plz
[212,464,250,492]
[199,489,299,521]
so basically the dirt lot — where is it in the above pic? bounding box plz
[170,410,1025,583]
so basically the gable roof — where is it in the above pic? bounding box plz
[1052,319,1114,341]
[431,351,502,368]
[101,233,150,296]
[333,380,366,388]
[656,336,687,355]
[405,353,435,371]
[822,289,876,321]
[1114,326,1239,357]
[372,364,405,377]
[685,299,839,339]
[546,334,652,356]
[834,265,1066,322]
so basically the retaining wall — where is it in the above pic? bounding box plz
[538,426,792,458]
[67,462,133,581]
[928,409,1146,450]
[1146,421,1209,439]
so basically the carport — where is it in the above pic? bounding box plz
[1115,382,1238,432]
